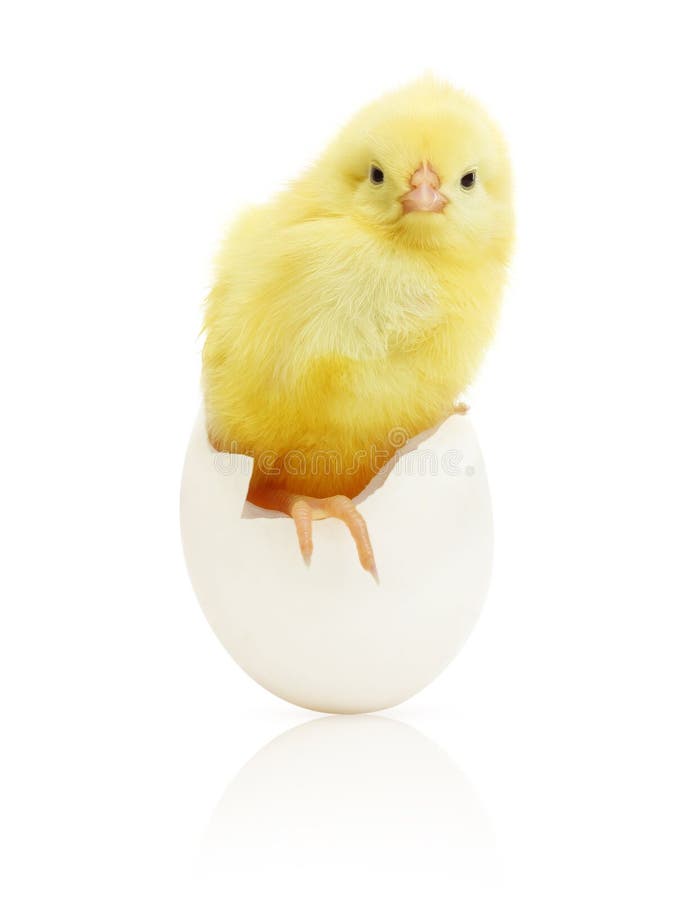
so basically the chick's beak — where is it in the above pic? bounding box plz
[401,162,448,214]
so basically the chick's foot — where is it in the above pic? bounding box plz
[247,486,378,582]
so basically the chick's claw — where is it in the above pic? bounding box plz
[291,498,315,566]
[290,494,378,583]
[247,484,378,581]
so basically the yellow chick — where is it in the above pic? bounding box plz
[202,76,514,580]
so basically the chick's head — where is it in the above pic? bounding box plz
[307,77,513,257]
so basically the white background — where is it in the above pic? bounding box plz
[2,1,687,897]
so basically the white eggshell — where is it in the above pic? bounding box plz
[180,410,493,713]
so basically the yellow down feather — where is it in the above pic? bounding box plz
[203,76,514,498]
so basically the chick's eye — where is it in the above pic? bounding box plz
[369,165,384,184]
[460,170,476,190]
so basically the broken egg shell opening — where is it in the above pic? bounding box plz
[180,410,493,714]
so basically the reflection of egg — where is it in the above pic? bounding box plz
[200,716,498,897]
[180,411,493,714]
